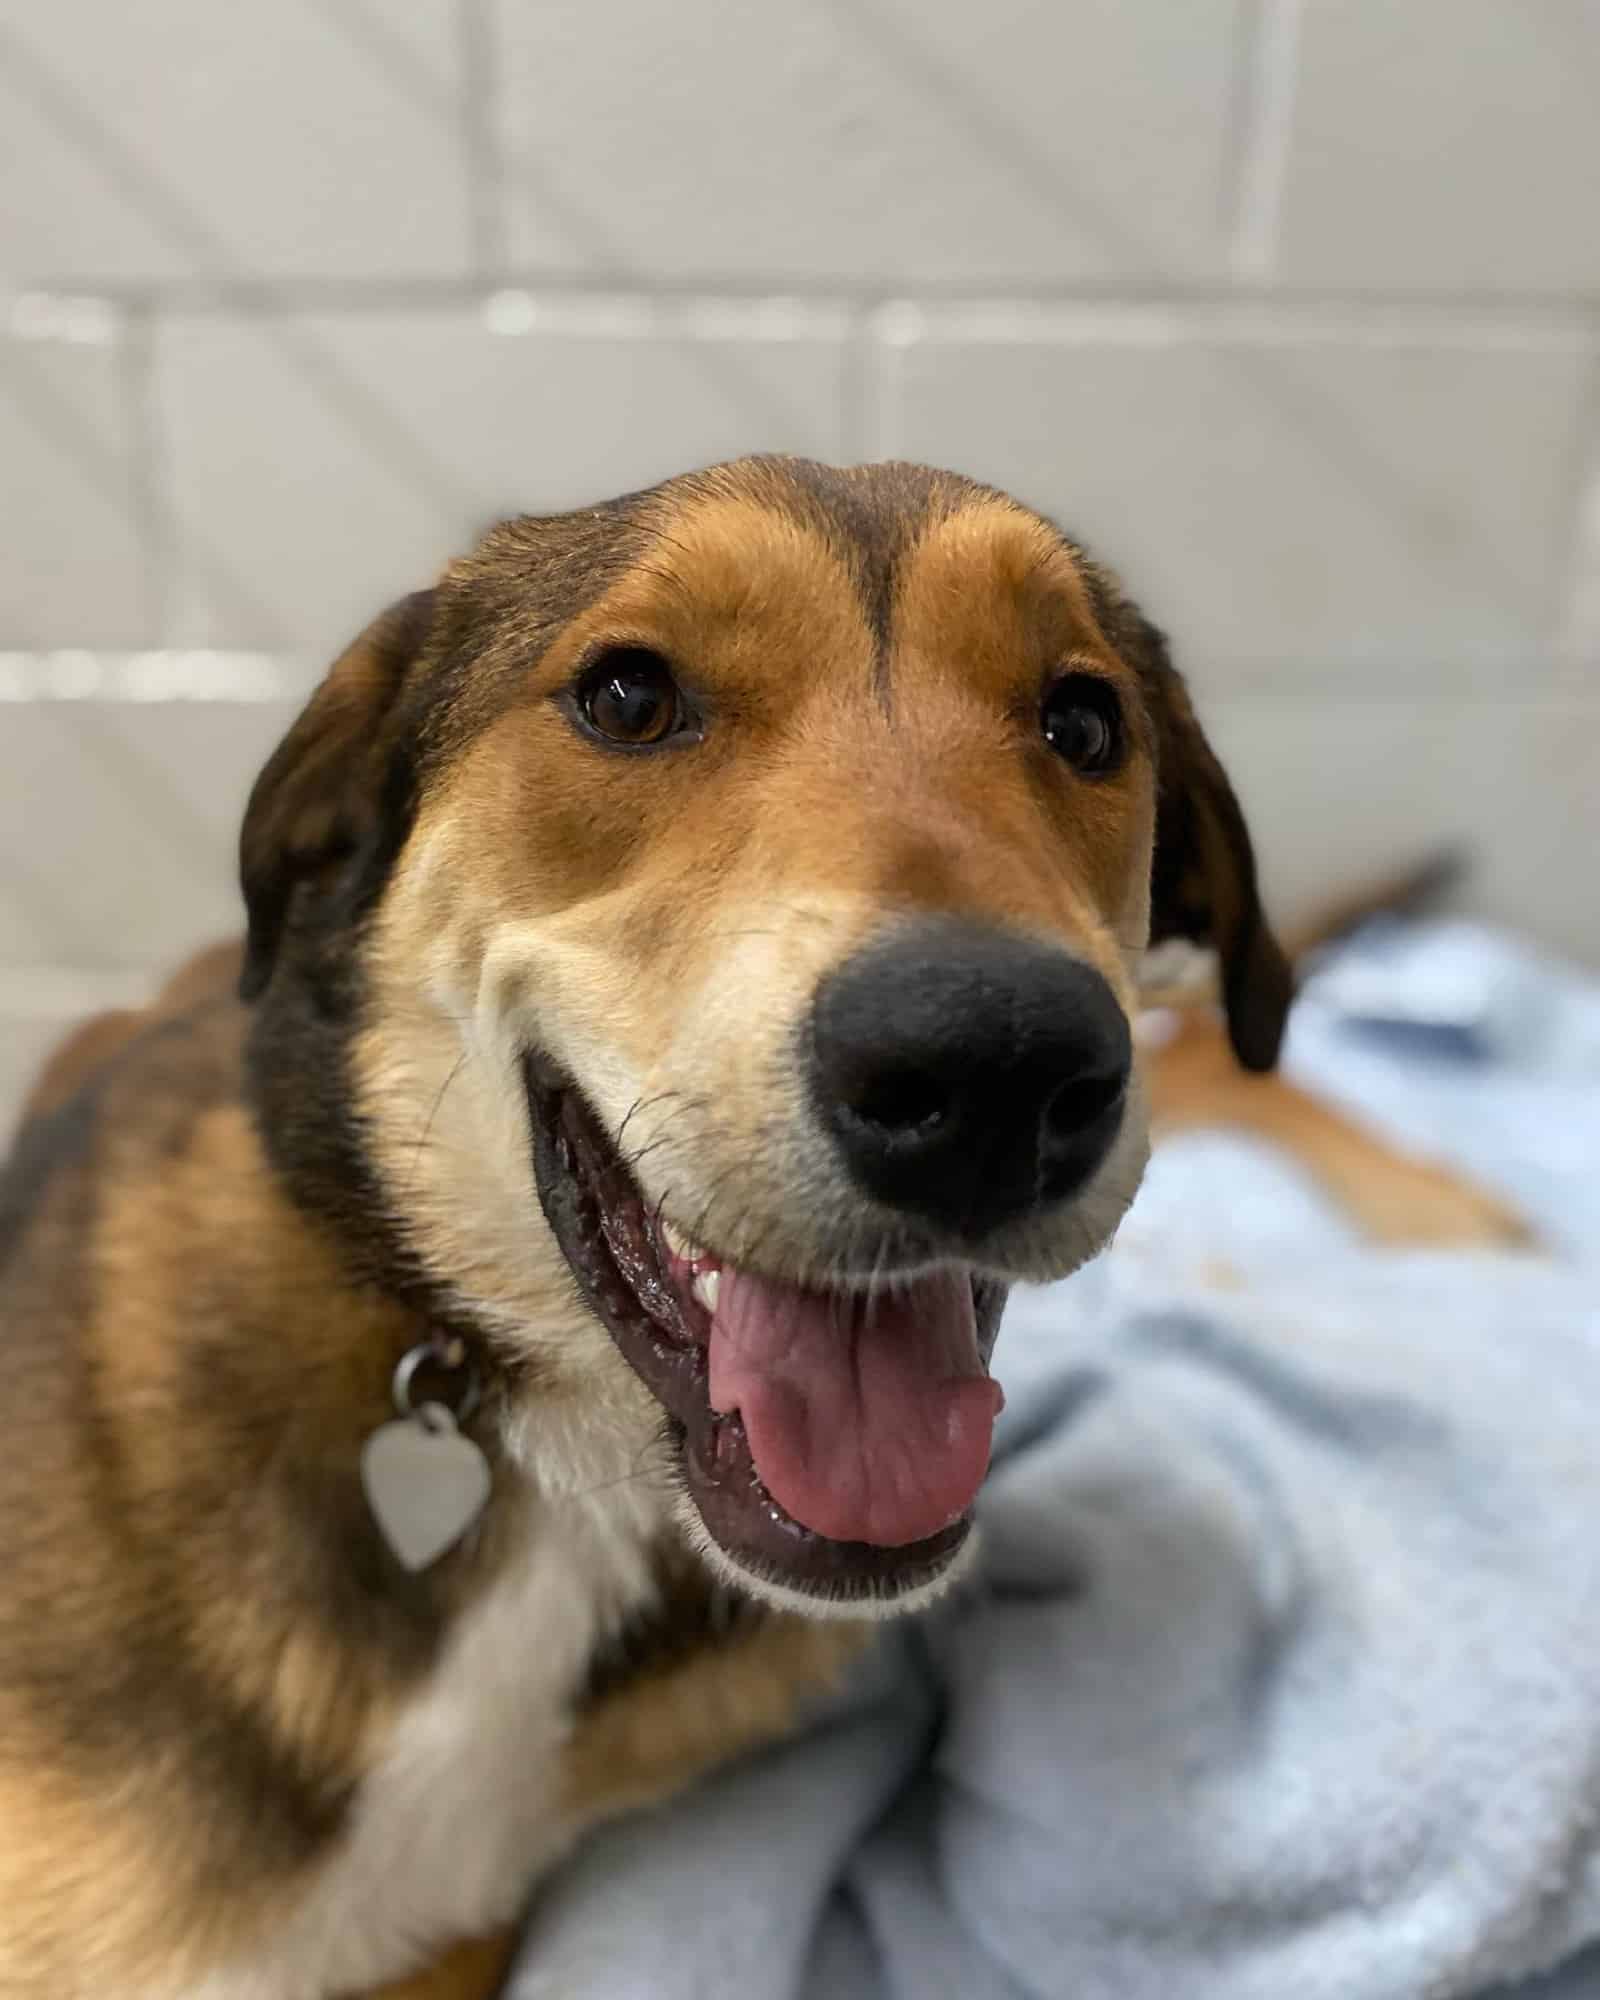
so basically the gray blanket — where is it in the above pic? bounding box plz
[510,923,1600,2000]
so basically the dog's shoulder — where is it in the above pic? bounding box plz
[2,955,248,1302]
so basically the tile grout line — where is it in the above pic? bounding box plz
[9,274,1600,322]
[1554,347,1600,674]
[10,284,1596,358]
[460,0,505,282]
[117,299,175,647]
[1225,0,1304,285]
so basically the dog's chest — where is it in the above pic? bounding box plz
[194,1489,660,2000]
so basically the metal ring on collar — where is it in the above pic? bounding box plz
[391,1337,481,1424]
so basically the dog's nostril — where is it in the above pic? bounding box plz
[1043,1070,1126,1146]
[849,1067,950,1138]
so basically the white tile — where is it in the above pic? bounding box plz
[0,331,144,645]
[0,59,179,286]
[492,0,1243,284]
[875,310,1593,682]
[0,700,295,972]
[1276,2,1600,292]
[0,0,468,285]
[1203,692,1600,970]
[156,301,852,654]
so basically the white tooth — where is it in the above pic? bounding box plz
[661,1218,694,1260]
[692,1267,721,1316]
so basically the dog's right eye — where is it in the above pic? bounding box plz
[573,648,686,748]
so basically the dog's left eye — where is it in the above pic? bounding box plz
[575,648,686,748]
[1041,672,1124,776]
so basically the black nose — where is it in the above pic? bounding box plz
[808,919,1132,1238]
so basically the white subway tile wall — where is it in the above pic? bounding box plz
[2,0,1598,1130]
[156,301,854,651]
[492,0,1247,284]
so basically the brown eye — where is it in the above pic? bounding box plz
[1041,672,1123,776]
[575,648,685,747]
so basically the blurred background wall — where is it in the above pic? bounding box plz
[2,0,1598,1124]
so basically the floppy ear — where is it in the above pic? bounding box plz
[1136,615,1294,1071]
[238,590,435,1001]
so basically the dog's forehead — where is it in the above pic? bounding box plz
[426,458,1125,754]
[692,456,978,642]
[642,456,1097,640]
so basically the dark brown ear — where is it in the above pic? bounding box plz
[1137,615,1294,1070]
[238,591,435,1001]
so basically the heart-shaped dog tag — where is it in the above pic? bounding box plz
[361,1403,491,1572]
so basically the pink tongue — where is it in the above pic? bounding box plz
[705,1266,1001,1548]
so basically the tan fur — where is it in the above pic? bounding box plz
[0,1001,419,1993]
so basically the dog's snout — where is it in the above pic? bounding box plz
[809,919,1131,1238]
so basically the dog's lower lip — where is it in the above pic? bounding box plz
[523,1057,1007,1597]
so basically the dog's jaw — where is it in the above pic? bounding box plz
[524,1060,1010,1611]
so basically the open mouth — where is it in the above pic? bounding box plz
[525,1059,1008,1601]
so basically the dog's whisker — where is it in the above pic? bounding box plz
[615,1104,678,1155]
[616,1129,692,1178]
[404,1049,469,1196]
[560,1439,670,1509]
[614,1088,700,1156]
[613,1093,650,1157]
[687,1159,752,1260]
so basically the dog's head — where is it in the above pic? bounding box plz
[239,457,1290,1613]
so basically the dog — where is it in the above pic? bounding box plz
[0,456,1292,1999]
